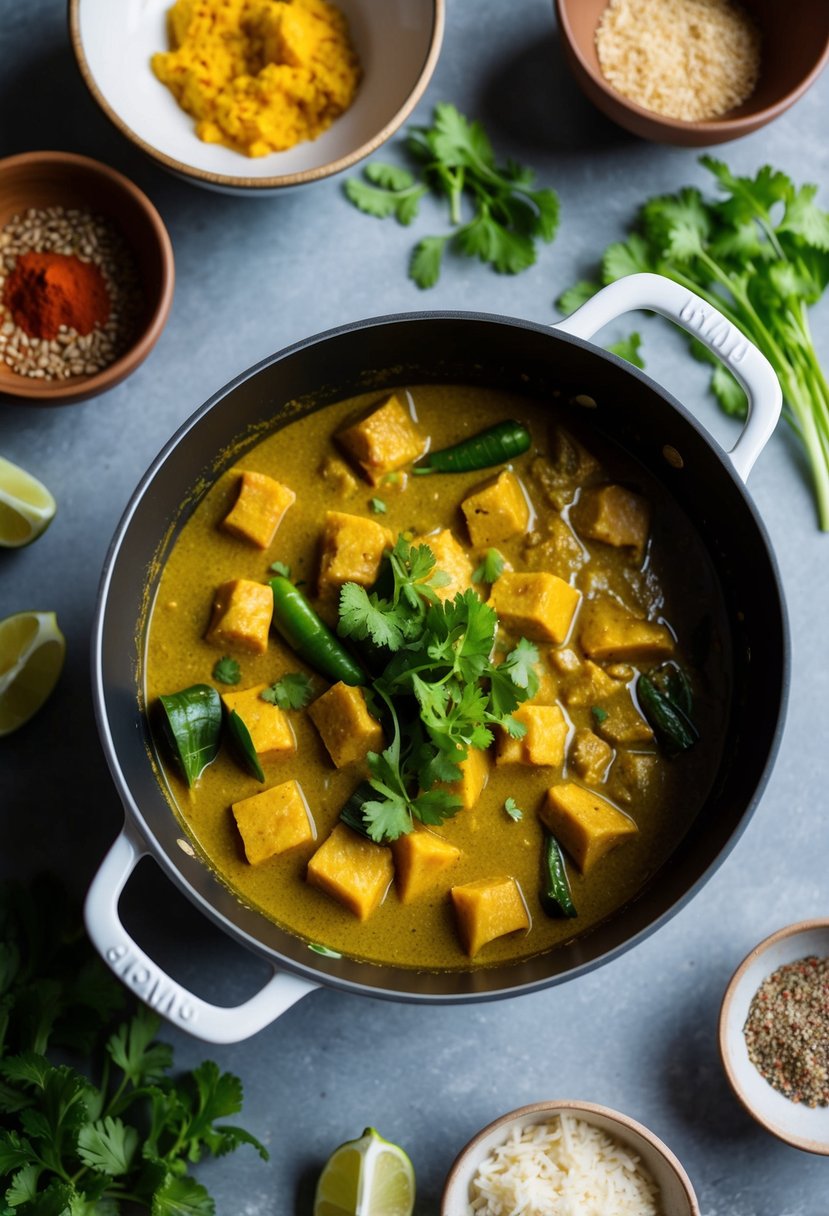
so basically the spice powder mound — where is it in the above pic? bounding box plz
[0,206,144,383]
[743,954,829,1108]
[595,0,762,123]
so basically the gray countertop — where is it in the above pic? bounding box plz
[2,2,828,1212]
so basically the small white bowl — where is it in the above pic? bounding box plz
[70,0,444,195]
[719,918,829,1155]
[441,1100,699,1215]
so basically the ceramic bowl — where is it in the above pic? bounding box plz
[554,0,829,146]
[719,918,829,1154]
[441,1100,700,1215]
[69,0,445,195]
[0,151,174,405]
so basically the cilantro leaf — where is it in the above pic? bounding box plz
[347,104,559,288]
[607,332,645,369]
[472,548,505,584]
[260,672,314,710]
[710,363,748,419]
[269,560,291,578]
[338,583,406,651]
[369,497,387,514]
[556,278,600,315]
[77,1116,139,1176]
[591,705,609,725]
[504,797,523,822]
[211,656,240,686]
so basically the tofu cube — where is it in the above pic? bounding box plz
[462,471,530,548]
[337,394,425,485]
[489,571,581,644]
[413,529,473,601]
[392,828,461,904]
[308,681,384,768]
[579,598,674,664]
[306,823,394,921]
[318,455,358,498]
[220,684,296,761]
[569,728,614,785]
[609,751,660,804]
[594,693,654,746]
[221,471,295,549]
[496,704,568,766]
[232,779,315,865]
[451,876,530,957]
[562,660,623,708]
[540,782,638,873]
[438,745,491,809]
[571,484,650,562]
[205,579,273,654]
[317,511,393,597]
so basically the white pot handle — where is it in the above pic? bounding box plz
[553,271,782,484]
[85,825,317,1043]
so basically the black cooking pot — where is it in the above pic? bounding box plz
[86,273,788,1043]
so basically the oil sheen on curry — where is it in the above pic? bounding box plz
[145,385,728,970]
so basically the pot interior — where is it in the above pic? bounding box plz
[94,313,787,1000]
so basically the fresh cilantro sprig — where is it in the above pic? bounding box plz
[337,536,539,842]
[472,548,506,584]
[345,103,560,288]
[558,157,829,529]
[0,878,267,1215]
[261,672,314,710]
[212,655,241,685]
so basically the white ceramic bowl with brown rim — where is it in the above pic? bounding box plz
[440,1100,700,1215]
[69,0,445,195]
[719,918,829,1155]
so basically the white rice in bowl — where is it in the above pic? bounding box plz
[469,1113,662,1216]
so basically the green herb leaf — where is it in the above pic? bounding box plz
[158,685,222,788]
[225,709,265,782]
[211,656,240,686]
[591,705,608,725]
[269,560,291,578]
[346,103,559,288]
[504,797,523,822]
[369,497,387,514]
[77,1115,139,1176]
[260,672,314,711]
[472,548,506,584]
[607,332,645,369]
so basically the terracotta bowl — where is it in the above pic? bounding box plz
[719,918,829,1155]
[70,0,445,195]
[554,0,829,145]
[441,1100,700,1215]
[0,151,174,405]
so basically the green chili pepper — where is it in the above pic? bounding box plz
[637,671,699,757]
[338,781,377,840]
[270,576,367,686]
[225,709,265,782]
[541,832,577,919]
[158,684,222,787]
[412,420,531,475]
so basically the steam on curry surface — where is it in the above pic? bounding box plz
[144,384,728,970]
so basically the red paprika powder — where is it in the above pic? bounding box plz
[3,252,110,341]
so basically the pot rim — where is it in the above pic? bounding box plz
[90,308,790,1003]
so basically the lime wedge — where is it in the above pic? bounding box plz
[0,456,57,547]
[0,611,66,736]
[314,1127,415,1216]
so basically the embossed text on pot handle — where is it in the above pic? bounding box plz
[553,271,782,484]
[85,824,317,1044]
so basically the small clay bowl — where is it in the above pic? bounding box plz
[554,0,829,146]
[719,918,829,1155]
[0,151,174,405]
[441,1100,700,1215]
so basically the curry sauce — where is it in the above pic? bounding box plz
[144,384,729,970]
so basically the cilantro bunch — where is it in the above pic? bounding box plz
[337,537,538,841]
[345,103,560,288]
[559,157,829,529]
[0,878,267,1215]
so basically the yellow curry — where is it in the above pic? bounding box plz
[145,385,728,969]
